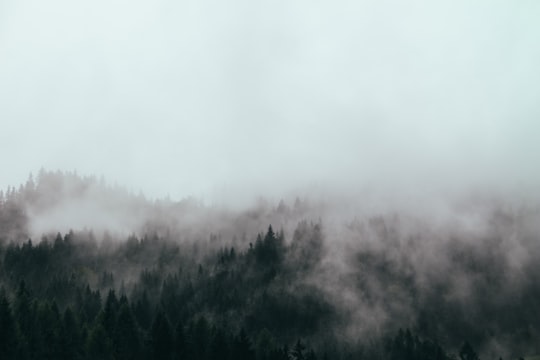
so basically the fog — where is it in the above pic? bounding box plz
[3,169,540,358]
[1,0,539,203]
[2,4,540,357]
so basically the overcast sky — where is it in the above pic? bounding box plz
[1,0,539,203]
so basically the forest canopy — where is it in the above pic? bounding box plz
[0,170,539,360]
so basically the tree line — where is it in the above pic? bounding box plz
[1,170,537,359]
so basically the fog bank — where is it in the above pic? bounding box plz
[1,1,540,202]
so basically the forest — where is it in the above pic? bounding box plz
[0,170,539,360]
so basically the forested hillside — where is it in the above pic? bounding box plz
[0,170,538,359]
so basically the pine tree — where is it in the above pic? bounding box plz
[114,304,140,360]
[86,323,113,360]
[174,320,186,359]
[291,339,306,360]
[233,328,255,360]
[209,326,229,360]
[0,289,18,359]
[133,291,152,330]
[59,307,82,360]
[150,311,173,360]
[459,342,479,360]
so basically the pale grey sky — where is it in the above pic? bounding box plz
[1,0,539,202]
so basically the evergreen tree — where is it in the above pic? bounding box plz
[101,289,119,337]
[14,281,35,358]
[459,342,479,360]
[174,320,186,359]
[86,323,113,360]
[0,289,18,359]
[59,307,82,360]
[255,328,276,360]
[209,326,229,360]
[291,339,306,360]
[133,291,152,330]
[150,311,173,360]
[233,328,255,360]
[114,304,141,360]
[306,349,318,360]
[188,316,211,360]
[35,301,62,359]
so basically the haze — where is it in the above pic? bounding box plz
[1,0,539,203]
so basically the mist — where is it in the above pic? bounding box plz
[1,1,540,359]
[2,170,540,359]
[2,0,540,202]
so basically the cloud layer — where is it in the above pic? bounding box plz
[1,0,539,201]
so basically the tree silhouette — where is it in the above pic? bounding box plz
[459,342,479,360]
[0,289,17,359]
[86,323,113,360]
[150,311,173,360]
[114,304,140,360]
[291,339,306,360]
[174,320,186,359]
[59,307,82,360]
[233,328,255,360]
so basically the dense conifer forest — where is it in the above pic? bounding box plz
[0,170,539,359]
